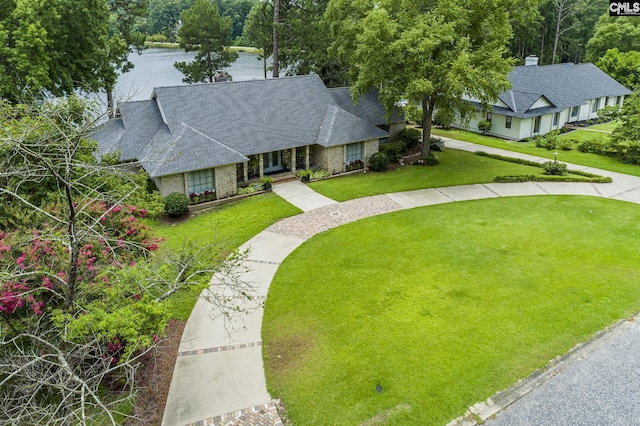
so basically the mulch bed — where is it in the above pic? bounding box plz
[126,319,185,426]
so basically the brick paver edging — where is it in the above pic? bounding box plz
[185,402,283,426]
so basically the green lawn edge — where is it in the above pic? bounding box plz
[432,127,640,177]
[263,196,640,425]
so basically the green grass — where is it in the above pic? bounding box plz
[309,149,543,201]
[432,127,640,177]
[590,121,619,132]
[559,129,611,142]
[149,192,301,252]
[263,196,640,425]
[147,193,301,319]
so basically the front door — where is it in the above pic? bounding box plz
[263,151,285,174]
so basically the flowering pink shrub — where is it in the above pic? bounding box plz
[0,202,163,319]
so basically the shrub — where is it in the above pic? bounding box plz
[369,152,390,171]
[237,183,262,195]
[310,169,330,180]
[413,153,440,166]
[380,141,407,162]
[542,161,568,176]
[556,138,575,151]
[477,120,492,134]
[577,139,607,154]
[147,33,168,43]
[163,192,190,218]
[260,176,273,190]
[400,128,422,150]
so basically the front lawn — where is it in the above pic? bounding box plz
[147,193,301,319]
[263,196,640,425]
[309,148,543,201]
[432,128,640,177]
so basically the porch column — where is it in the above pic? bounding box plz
[243,161,248,182]
[259,154,264,178]
[291,148,296,174]
[305,145,310,169]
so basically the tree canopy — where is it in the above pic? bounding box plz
[0,0,111,102]
[328,0,519,156]
[174,0,239,83]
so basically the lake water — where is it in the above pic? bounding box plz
[113,48,270,102]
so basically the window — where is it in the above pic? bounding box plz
[346,142,363,163]
[505,116,512,129]
[533,116,541,133]
[591,98,600,112]
[486,112,492,122]
[553,112,559,126]
[188,169,214,194]
[616,96,622,105]
[570,106,579,118]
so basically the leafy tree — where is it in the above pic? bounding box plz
[0,0,111,102]
[242,0,348,85]
[148,0,193,40]
[243,0,273,77]
[0,96,257,424]
[611,90,640,144]
[328,0,517,157]
[174,0,239,83]
[595,48,640,90]
[585,15,640,62]
[218,0,256,40]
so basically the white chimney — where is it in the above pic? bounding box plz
[525,55,539,66]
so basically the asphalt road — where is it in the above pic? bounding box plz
[487,318,640,426]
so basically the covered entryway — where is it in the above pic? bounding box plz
[263,151,285,174]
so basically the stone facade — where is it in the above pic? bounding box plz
[314,145,345,174]
[159,174,186,197]
[215,164,237,199]
[363,139,379,167]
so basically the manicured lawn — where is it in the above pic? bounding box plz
[432,128,640,177]
[559,129,611,142]
[263,196,640,425]
[147,193,301,319]
[308,148,543,201]
[590,121,619,132]
[149,192,301,252]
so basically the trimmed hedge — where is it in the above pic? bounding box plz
[475,151,612,183]
[494,175,612,183]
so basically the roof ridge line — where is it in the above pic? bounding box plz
[179,122,248,159]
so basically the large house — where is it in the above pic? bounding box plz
[92,74,402,199]
[455,56,633,140]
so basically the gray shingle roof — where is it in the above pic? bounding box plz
[494,63,632,118]
[329,87,403,125]
[317,105,388,146]
[91,74,389,178]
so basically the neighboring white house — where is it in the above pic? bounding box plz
[452,56,633,140]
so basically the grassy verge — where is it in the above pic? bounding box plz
[263,196,640,425]
[147,193,301,319]
[144,41,261,54]
[309,149,543,201]
[432,128,640,177]
[589,121,619,132]
[559,129,611,142]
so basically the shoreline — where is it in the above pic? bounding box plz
[144,41,262,54]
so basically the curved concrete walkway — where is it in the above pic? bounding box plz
[162,139,640,426]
